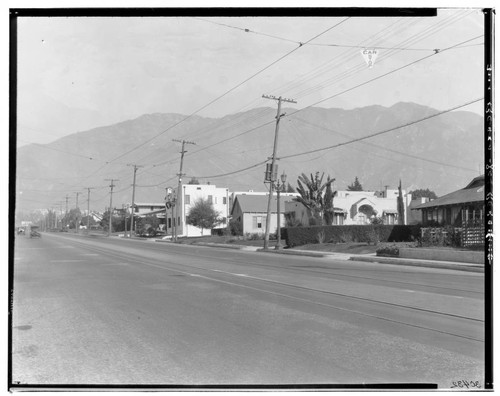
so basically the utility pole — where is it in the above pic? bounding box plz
[105,179,118,237]
[173,139,195,241]
[75,192,81,233]
[65,195,70,215]
[85,187,95,231]
[64,195,70,230]
[262,94,297,250]
[127,164,142,238]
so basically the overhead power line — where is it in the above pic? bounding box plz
[18,140,95,161]
[176,33,483,166]
[193,16,446,52]
[286,34,483,115]
[281,98,483,161]
[103,19,350,167]
[190,98,482,180]
[291,116,480,172]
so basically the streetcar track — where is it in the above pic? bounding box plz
[55,236,484,342]
[105,237,483,295]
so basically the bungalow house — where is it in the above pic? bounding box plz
[412,175,485,226]
[231,194,296,235]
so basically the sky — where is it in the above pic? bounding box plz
[15,7,486,145]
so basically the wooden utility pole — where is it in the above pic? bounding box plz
[65,195,70,216]
[262,94,297,250]
[85,187,95,231]
[127,164,142,238]
[173,139,195,240]
[75,192,81,233]
[105,179,118,236]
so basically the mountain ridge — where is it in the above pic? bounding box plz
[16,102,484,212]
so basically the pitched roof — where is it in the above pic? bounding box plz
[413,175,485,209]
[232,195,293,215]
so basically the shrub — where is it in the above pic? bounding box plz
[366,227,380,245]
[316,230,326,244]
[420,226,462,247]
[376,245,399,257]
[284,224,422,248]
[245,232,263,241]
[228,218,243,236]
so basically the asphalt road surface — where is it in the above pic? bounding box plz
[11,232,485,389]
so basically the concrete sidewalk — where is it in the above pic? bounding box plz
[188,241,484,273]
[348,254,484,273]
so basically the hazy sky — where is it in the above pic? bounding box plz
[17,8,485,144]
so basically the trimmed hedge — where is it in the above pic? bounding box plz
[281,225,422,248]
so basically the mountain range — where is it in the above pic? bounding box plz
[15,102,484,213]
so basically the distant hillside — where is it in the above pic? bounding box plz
[15,102,484,212]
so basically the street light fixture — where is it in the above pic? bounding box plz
[165,187,177,242]
[275,170,287,250]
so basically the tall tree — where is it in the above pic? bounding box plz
[397,180,405,225]
[186,198,222,235]
[323,177,337,225]
[347,176,363,191]
[409,188,438,200]
[188,177,200,185]
[294,172,330,224]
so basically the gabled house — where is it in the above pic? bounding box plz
[412,175,485,226]
[231,194,295,235]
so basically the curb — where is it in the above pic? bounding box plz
[194,242,245,250]
[155,240,484,273]
[350,255,484,273]
[256,249,326,258]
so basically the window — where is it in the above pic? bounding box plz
[223,197,227,205]
[208,195,213,204]
[168,218,171,228]
[253,216,266,229]
[134,206,139,213]
[185,194,190,205]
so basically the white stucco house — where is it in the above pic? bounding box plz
[164,183,230,238]
[126,184,230,237]
[284,187,408,226]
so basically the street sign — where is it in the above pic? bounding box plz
[361,49,378,68]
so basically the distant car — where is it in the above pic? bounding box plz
[137,227,158,238]
[30,226,41,238]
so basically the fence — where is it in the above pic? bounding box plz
[461,220,485,247]
[420,223,484,248]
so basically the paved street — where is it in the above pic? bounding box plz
[12,232,485,388]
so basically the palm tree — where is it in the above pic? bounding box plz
[323,178,337,225]
[294,172,332,224]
